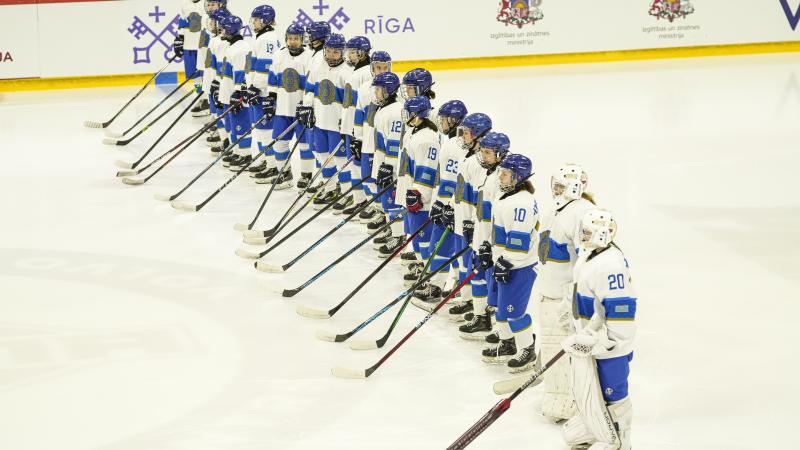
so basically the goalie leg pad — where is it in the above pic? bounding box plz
[541,294,577,420]
[563,415,594,448]
[569,354,621,448]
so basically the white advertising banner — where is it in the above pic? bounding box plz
[3,0,800,80]
[0,4,40,80]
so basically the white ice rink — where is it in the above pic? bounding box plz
[2,53,799,449]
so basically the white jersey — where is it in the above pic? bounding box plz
[492,189,540,269]
[537,198,596,299]
[372,100,403,179]
[303,60,353,132]
[267,48,312,118]
[573,245,637,360]
[178,0,205,50]
[474,169,500,248]
[353,80,378,154]
[248,30,282,95]
[219,37,251,103]
[210,36,229,88]
[453,154,488,247]
[340,64,373,136]
[398,124,440,212]
[436,134,466,225]
[199,27,214,92]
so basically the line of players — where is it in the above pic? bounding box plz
[173,1,637,448]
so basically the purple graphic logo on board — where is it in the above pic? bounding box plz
[293,0,351,31]
[128,6,181,64]
[497,0,544,29]
[780,0,800,30]
[649,0,695,22]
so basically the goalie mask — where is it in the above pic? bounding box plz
[552,163,588,209]
[578,209,617,251]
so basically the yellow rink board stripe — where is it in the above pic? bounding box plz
[2,40,800,92]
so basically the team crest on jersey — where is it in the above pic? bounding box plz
[497,0,544,28]
[317,79,338,105]
[293,1,351,31]
[127,5,181,64]
[365,104,378,127]
[282,68,302,93]
[648,0,695,22]
[342,84,355,108]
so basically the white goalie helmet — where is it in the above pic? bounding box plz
[551,163,588,208]
[578,209,617,251]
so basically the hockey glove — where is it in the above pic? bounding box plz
[210,80,223,109]
[244,85,261,106]
[442,204,455,231]
[462,220,475,246]
[173,35,185,58]
[476,240,493,270]
[405,189,423,213]
[262,92,277,119]
[429,200,445,225]
[296,105,315,128]
[376,163,394,190]
[230,88,246,113]
[493,256,513,283]
[349,138,362,161]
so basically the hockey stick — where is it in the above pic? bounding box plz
[162,115,296,205]
[107,69,200,138]
[281,213,405,298]
[314,248,467,344]
[492,357,544,395]
[115,91,202,170]
[84,55,176,129]
[235,147,338,234]
[331,270,478,379]
[234,138,345,232]
[346,229,451,350]
[119,103,239,184]
[445,350,567,450]
[239,156,351,242]
[253,178,390,271]
[296,217,434,319]
[172,125,306,212]
[103,88,195,146]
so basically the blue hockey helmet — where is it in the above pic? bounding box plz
[401,68,434,100]
[251,5,276,29]
[209,7,231,33]
[457,113,492,150]
[307,21,331,43]
[370,50,392,76]
[219,15,244,37]
[345,36,371,67]
[285,23,305,56]
[372,72,400,105]
[402,96,433,124]
[205,0,228,14]
[498,153,533,193]
[437,100,468,134]
[324,33,346,67]
[477,132,511,169]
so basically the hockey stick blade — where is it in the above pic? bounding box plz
[348,339,379,351]
[296,305,331,319]
[153,193,173,202]
[235,248,261,259]
[104,129,123,138]
[121,177,145,185]
[171,201,199,212]
[281,288,300,298]
[255,261,284,273]
[233,222,250,232]
[114,160,134,169]
[244,236,268,246]
[315,329,339,342]
[116,169,138,177]
[492,373,544,395]
[102,137,119,145]
[242,228,272,238]
[84,120,104,128]
[330,366,367,379]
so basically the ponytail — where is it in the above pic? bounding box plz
[582,191,596,204]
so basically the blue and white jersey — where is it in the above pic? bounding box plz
[453,154,488,246]
[474,169,500,248]
[248,30,282,95]
[353,80,378,154]
[492,189,540,269]
[210,36,230,89]
[340,64,373,136]
[199,29,215,92]
[397,125,440,212]
[573,245,637,360]
[436,136,463,203]
[219,38,250,103]
[178,0,205,50]
[537,198,596,299]
[267,47,312,117]
[372,100,403,177]
[303,59,353,132]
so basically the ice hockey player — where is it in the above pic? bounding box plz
[538,163,596,421]
[259,23,313,189]
[478,151,541,374]
[333,36,373,214]
[242,5,283,180]
[174,0,205,81]
[205,7,232,153]
[352,50,392,224]
[410,99,468,311]
[297,21,331,193]
[561,209,635,450]
[213,15,254,170]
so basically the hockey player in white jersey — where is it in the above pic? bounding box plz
[213,15,253,170]
[242,5,283,178]
[539,163,597,421]
[192,7,212,118]
[477,151,541,374]
[258,23,312,189]
[352,51,392,224]
[299,33,354,208]
[561,209,635,450]
[396,96,441,286]
[410,99,468,311]
[206,7,232,153]
[331,36,372,214]
[174,0,205,81]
